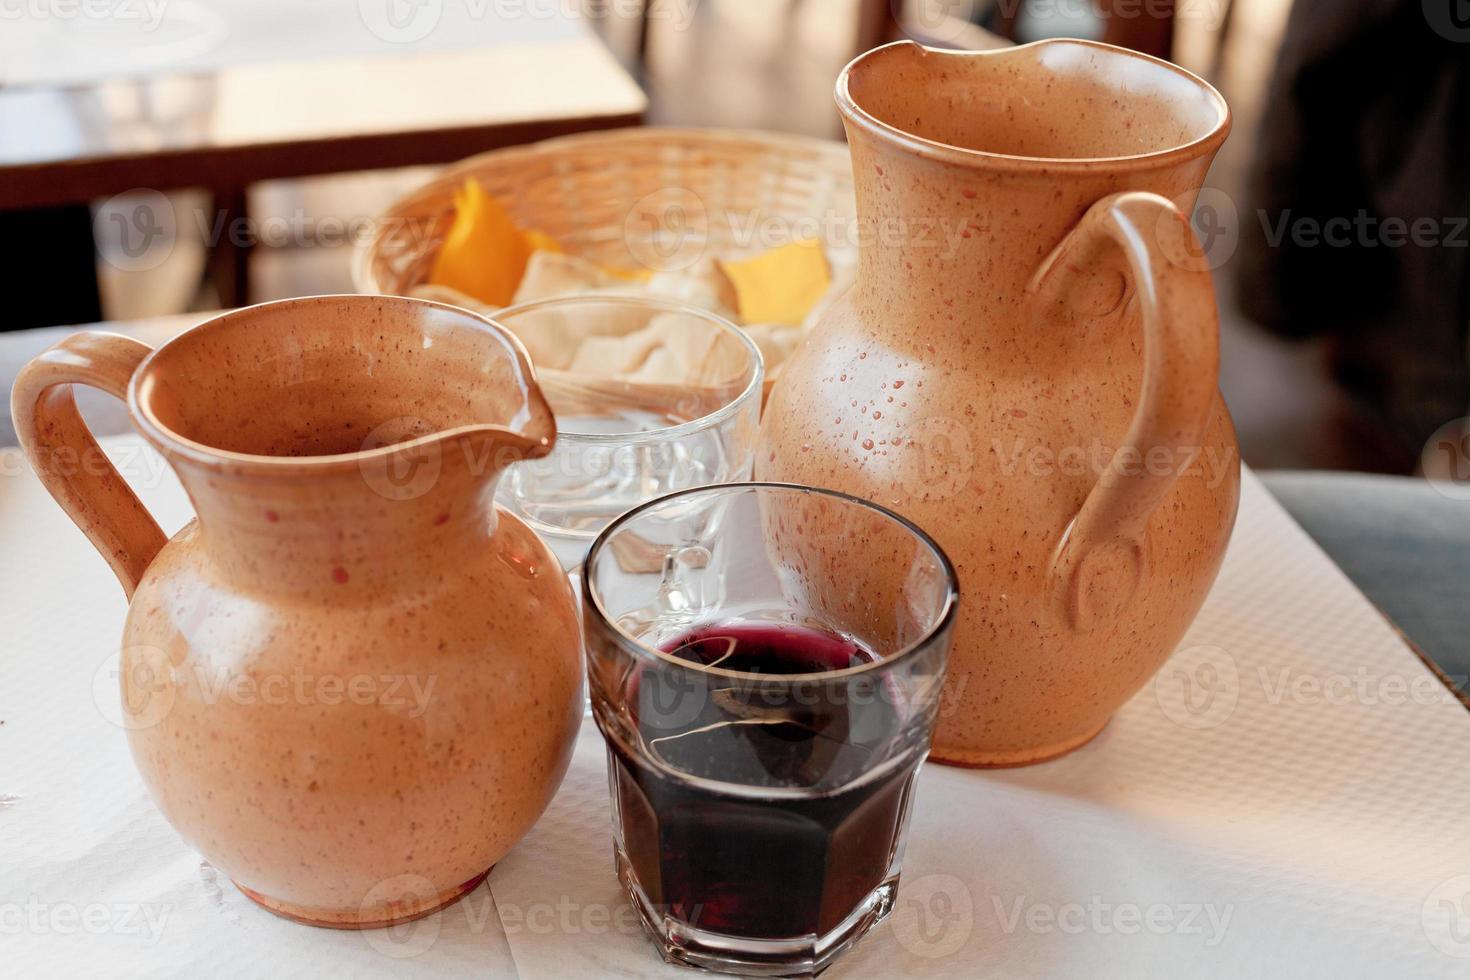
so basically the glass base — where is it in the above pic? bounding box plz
[617,850,897,977]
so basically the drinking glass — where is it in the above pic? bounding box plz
[583,483,959,976]
[492,296,763,569]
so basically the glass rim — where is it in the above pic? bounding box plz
[584,482,961,683]
[490,295,765,444]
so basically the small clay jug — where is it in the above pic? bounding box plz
[758,40,1240,766]
[11,295,583,926]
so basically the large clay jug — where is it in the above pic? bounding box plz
[11,295,584,925]
[758,40,1240,767]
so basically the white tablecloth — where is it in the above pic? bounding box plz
[4,436,1469,977]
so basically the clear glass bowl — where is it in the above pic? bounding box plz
[492,296,763,569]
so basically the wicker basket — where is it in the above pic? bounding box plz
[352,126,857,299]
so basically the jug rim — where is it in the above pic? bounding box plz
[584,481,962,685]
[126,294,554,474]
[836,38,1230,173]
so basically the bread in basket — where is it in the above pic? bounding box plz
[353,127,858,395]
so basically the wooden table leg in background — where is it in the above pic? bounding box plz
[855,0,902,55]
[205,187,252,309]
[1096,0,1175,59]
[989,0,1023,42]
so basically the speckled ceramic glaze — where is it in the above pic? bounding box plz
[758,41,1241,766]
[10,295,584,926]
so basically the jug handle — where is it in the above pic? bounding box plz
[1027,192,1219,632]
[10,332,167,600]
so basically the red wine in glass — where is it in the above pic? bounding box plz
[608,619,920,940]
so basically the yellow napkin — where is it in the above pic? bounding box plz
[428,181,561,306]
[717,239,831,327]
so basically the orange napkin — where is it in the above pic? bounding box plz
[428,181,561,306]
[717,239,831,327]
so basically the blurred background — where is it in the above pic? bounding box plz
[1,0,1466,474]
